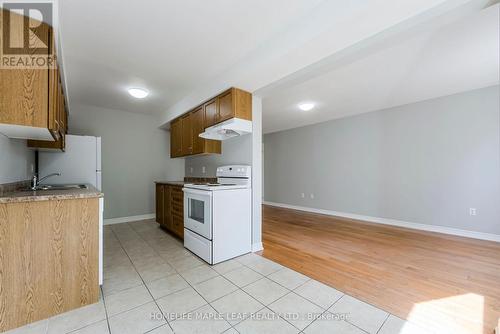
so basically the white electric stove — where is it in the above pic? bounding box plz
[183,165,252,264]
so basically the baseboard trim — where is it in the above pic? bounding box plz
[104,213,155,225]
[263,201,500,243]
[252,242,264,252]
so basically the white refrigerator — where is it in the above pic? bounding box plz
[39,134,104,285]
[39,135,102,190]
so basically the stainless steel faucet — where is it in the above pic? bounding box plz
[31,173,61,190]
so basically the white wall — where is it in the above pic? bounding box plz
[0,135,35,184]
[69,104,185,219]
[264,86,500,235]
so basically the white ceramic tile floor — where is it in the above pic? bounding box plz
[6,220,408,334]
[267,267,310,290]
[268,292,323,331]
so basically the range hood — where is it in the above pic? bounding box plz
[199,118,252,140]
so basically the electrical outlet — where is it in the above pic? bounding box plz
[190,167,194,174]
[469,208,477,216]
[310,193,315,199]
[300,193,305,198]
[202,166,206,174]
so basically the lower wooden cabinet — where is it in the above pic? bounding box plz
[156,183,183,239]
[0,197,100,332]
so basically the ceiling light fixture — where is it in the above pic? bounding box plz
[298,103,315,111]
[128,88,149,99]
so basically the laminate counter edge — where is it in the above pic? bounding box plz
[0,184,103,203]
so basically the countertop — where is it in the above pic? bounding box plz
[154,181,188,186]
[155,178,217,186]
[0,184,103,204]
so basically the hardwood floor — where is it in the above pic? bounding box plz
[261,205,500,334]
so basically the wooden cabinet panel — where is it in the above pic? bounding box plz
[155,184,164,225]
[191,107,205,154]
[172,215,184,239]
[27,70,67,151]
[169,87,251,158]
[27,135,65,151]
[217,88,252,123]
[163,185,172,230]
[0,9,67,142]
[0,198,99,332]
[181,114,193,156]
[217,89,233,123]
[1,8,70,149]
[171,185,184,239]
[204,99,218,129]
[232,88,252,121]
[48,67,59,136]
[170,118,182,157]
[170,109,221,158]
[155,184,183,239]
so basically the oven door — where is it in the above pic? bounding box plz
[183,188,212,240]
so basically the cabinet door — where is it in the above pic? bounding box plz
[191,107,205,154]
[58,80,65,135]
[163,185,172,230]
[204,98,218,128]
[217,89,234,123]
[0,9,50,129]
[181,114,193,156]
[48,66,59,137]
[170,118,182,158]
[155,184,164,225]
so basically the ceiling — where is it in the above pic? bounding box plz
[58,0,498,130]
[261,4,500,134]
[58,0,323,114]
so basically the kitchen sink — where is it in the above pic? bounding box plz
[32,184,89,191]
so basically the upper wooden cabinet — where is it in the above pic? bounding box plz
[169,87,250,158]
[191,107,205,154]
[215,88,252,125]
[181,114,193,156]
[170,109,221,158]
[27,68,68,151]
[217,89,234,123]
[204,88,252,128]
[170,118,183,158]
[0,9,67,144]
[204,99,218,129]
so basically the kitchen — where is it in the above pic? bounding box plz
[0,4,265,332]
[1,1,499,334]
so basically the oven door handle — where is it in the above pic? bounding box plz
[182,188,213,197]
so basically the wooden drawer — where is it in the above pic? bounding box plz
[171,187,183,196]
[171,195,183,205]
[172,215,184,238]
[171,205,183,217]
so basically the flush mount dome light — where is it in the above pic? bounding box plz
[128,88,149,99]
[298,103,315,111]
